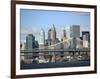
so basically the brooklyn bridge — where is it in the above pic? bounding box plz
[21,48,89,53]
[21,40,90,64]
[20,46,90,69]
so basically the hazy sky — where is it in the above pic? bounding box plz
[20,9,90,43]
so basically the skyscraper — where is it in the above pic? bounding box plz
[39,29,47,63]
[48,28,51,40]
[83,35,89,48]
[26,34,35,49]
[46,28,52,46]
[39,29,45,49]
[70,25,80,49]
[82,31,90,43]
[70,25,80,38]
[51,24,56,44]
[61,27,67,41]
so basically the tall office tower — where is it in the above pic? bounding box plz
[61,27,67,41]
[48,29,51,40]
[39,28,45,47]
[26,34,35,49]
[70,25,80,49]
[70,25,80,38]
[82,31,90,43]
[51,24,56,44]
[47,28,52,46]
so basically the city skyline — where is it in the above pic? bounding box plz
[21,25,90,64]
[21,25,90,50]
[20,9,90,43]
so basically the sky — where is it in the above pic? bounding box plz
[20,9,90,43]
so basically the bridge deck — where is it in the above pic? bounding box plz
[21,48,90,53]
